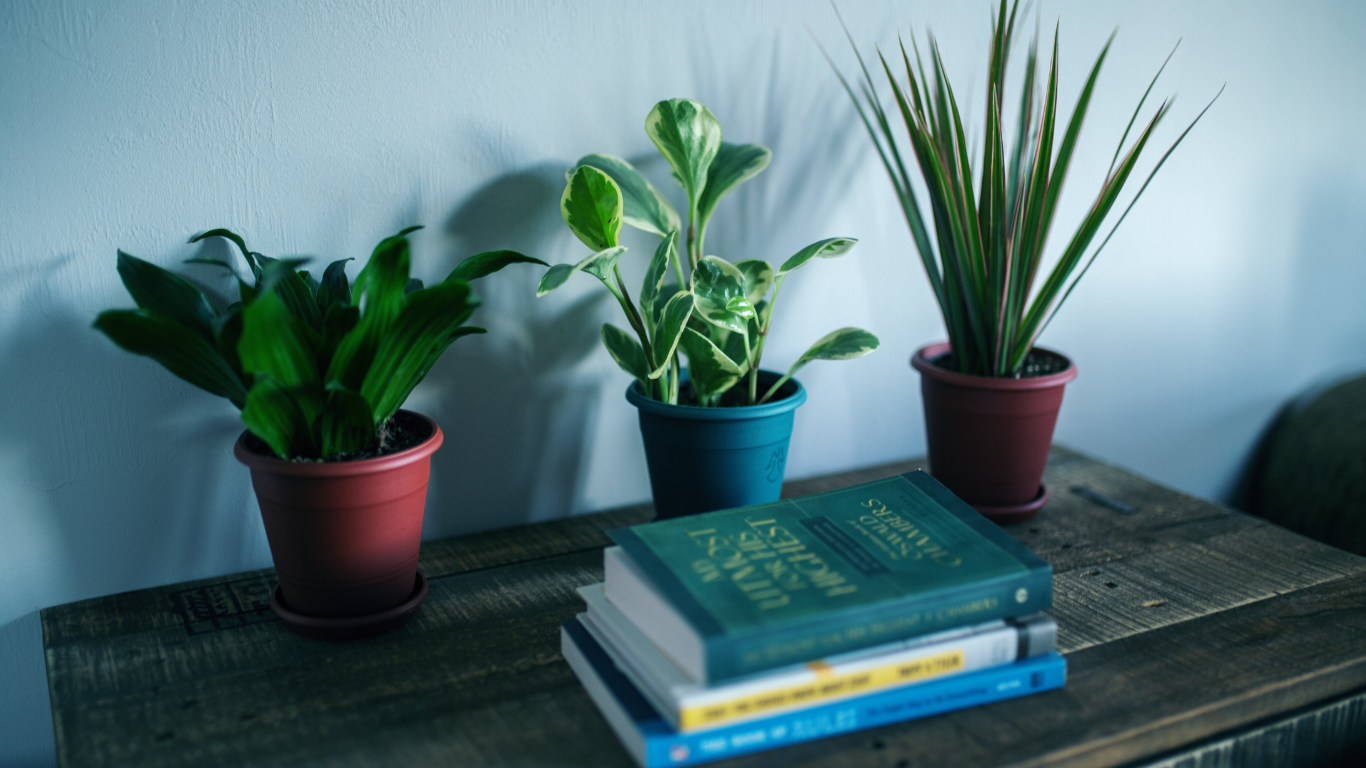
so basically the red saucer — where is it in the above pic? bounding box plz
[270,572,429,640]
[972,485,1049,524]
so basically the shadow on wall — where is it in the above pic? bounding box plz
[416,162,609,537]
[0,274,260,601]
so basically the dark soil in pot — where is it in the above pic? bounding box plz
[930,349,1071,379]
[676,380,798,408]
[240,410,432,462]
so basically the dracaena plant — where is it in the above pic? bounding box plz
[825,1,1220,377]
[94,227,545,460]
[538,98,880,407]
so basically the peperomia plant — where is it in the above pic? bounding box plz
[94,227,545,459]
[539,98,880,407]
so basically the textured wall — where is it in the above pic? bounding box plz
[3,0,1365,763]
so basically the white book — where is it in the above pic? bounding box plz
[578,583,1056,733]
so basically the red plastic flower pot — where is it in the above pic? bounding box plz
[234,410,442,624]
[911,343,1077,524]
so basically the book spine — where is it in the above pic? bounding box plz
[709,566,1051,680]
[645,653,1067,767]
[677,623,1020,732]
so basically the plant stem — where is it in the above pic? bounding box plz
[607,269,656,397]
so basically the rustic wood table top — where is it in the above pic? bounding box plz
[42,446,1366,767]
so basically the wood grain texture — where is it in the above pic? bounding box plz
[43,446,1366,768]
[1132,686,1366,768]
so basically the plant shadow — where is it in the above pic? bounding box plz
[413,162,610,537]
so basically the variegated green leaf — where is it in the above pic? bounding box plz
[792,327,880,367]
[648,291,694,378]
[697,142,771,228]
[561,166,623,251]
[679,327,742,402]
[536,246,628,296]
[640,234,676,326]
[601,323,650,382]
[776,237,858,275]
[760,327,880,404]
[575,154,681,237]
[733,259,774,304]
[691,257,754,334]
[645,99,722,212]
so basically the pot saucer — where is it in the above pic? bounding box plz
[270,572,429,640]
[972,485,1049,524]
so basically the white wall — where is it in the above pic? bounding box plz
[2,0,1364,763]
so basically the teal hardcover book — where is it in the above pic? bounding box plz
[606,470,1052,681]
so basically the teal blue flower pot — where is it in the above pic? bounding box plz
[626,370,807,519]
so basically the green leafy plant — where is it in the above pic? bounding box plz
[824,1,1220,377]
[539,98,880,407]
[95,227,545,459]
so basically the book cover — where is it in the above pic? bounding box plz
[562,618,1067,768]
[579,585,1055,732]
[607,470,1052,680]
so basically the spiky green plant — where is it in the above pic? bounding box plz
[94,228,544,459]
[825,1,1220,376]
[538,98,880,407]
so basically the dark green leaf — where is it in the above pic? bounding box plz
[115,251,218,341]
[239,290,320,392]
[241,375,314,459]
[320,385,376,457]
[405,278,424,295]
[317,304,360,373]
[445,250,549,282]
[360,280,482,425]
[190,228,257,278]
[316,258,353,315]
[94,309,248,408]
[330,230,414,390]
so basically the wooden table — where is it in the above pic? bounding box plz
[42,446,1366,767]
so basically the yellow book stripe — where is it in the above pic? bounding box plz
[679,649,965,730]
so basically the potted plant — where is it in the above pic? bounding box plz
[538,98,880,518]
[95,226,544,637]
[828,1,1219,522]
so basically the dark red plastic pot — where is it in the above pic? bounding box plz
[911,343,1076,524]
[234,410,442,629]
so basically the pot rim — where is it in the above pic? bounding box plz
[626,369,808,422]
[233,409,444,477]
[911,342,1078,391]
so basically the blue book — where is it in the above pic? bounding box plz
[606,470,1053,681]
[562,618,1067,768]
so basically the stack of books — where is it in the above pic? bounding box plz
[563,470,1064,767]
